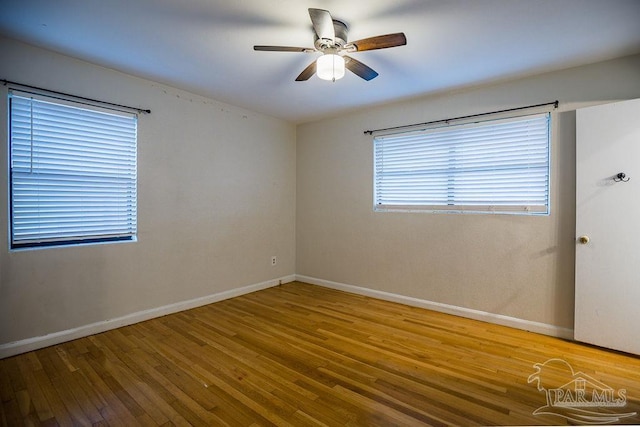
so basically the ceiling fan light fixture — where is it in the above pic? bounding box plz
[254,8,407,82]
[316,53,345,81]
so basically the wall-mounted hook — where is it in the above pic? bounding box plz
[613,172,630,182]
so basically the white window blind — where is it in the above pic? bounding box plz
[374,113,550,214]
[9,91,138,248]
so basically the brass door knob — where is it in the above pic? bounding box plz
[578,235,590,245]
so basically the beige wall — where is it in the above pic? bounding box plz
[0,37,296,345]
[296,54,640,330]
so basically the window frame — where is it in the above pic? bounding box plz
[373,112,551,215]
[8,90,138,250]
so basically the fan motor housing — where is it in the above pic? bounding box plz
[314,19,348,50]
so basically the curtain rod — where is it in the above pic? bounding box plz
[2,79,151,115]
[364,100,558,135]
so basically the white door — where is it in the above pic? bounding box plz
[575,98,640,355]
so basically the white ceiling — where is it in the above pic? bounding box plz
[2,0,640,123]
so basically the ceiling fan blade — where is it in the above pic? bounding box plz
[344,56,378,81]
[344,33,407,52]
[309,8,335,42]
[254,46,315,53]
[295,60,317,81]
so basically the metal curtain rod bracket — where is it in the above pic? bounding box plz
[1,79,151,115]
[363,100,559,135]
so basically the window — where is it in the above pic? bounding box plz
[9,90,137,249]
[373,113,550,215]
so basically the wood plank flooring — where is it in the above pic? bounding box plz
[1,281,640,426]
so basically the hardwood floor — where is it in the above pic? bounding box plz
[2,281,640,426]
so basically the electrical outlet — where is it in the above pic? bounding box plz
[271,256,277,266]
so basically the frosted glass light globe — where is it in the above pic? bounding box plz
[316,54,345,81]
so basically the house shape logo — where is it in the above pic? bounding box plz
[528,358,637,424]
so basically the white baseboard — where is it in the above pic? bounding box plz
[0,275,296,359]
[1,273,572,359]
[296,275,574,340]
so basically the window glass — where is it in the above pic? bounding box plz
[373,113,550,215]
[9,91,138,248]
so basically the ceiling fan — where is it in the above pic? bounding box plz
[254,8,407,82]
